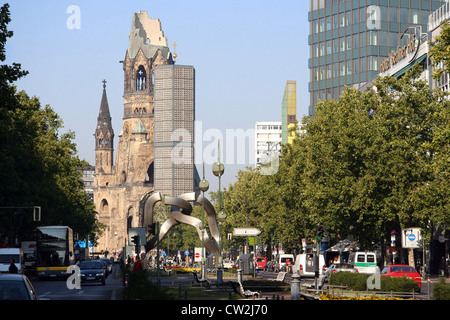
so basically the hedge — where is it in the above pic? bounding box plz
[329,272,419,292]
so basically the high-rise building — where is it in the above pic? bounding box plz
[254,121,282,168]
[154,64,196,196]
[281,80,297,144]
[308,0,444,116]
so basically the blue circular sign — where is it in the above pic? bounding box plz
[184,250,189,256]
[408,233,416,241]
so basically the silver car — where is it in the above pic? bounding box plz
[325,263,357,278]
[0,274,37,300]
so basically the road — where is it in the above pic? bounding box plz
[30,264,123,300]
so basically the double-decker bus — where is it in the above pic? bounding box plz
[36,226,74,279]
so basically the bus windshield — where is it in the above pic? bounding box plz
[36,226,73,276]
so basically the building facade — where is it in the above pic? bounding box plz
[93,11,195,254]
[281,80,297,144]
[308,0,444,116]
[254,121,282,168]
[154,64,196,196]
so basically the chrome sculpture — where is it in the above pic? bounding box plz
[143,191,220,257]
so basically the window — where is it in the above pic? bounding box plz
[333,38,339,53]
[411,9,419,24]
[368,56,378,71]
[367,254,375,263]
[400,8,409,23]
[136,65,146,91]
[353,33,359,49]
[353,58,359,74]
[327,40,332,55]
[357,254,365,263]
[389,7,397,22]
[332,14,338,29]
[368,30,378,46]
[353,9,359,24]
[340,37,346,52]
[340,62,346,76]
[379,31,388,46]
[390,32,398,47]
[340,13,345,27]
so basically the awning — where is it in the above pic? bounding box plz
[326,239,359,252]
[392,53,427,79]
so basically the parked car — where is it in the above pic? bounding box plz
[255,257,267,270]
[222,259,234,270]
[0,273,37,300]
[325,263,357,278]
[79,260,106,285]
[264,261,276,272]
[380,264,421,290]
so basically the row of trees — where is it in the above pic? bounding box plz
[158,25,449,257]
[219,66,449,253]
[0,4,102,246]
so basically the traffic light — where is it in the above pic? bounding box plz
[317,226,324,242]
[131,234,140,246]
[148,223,156,235]
[33,206,41,221]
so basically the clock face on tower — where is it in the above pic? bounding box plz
[123,122,130,139]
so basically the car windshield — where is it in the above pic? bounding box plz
[80,261,103,269]
[0,281,29,300]
[391,266,416,272]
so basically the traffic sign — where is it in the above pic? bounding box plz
[233,228,261,236]
[402,228,422,248]
[194,247,202,262]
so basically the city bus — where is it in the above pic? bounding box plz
[36,226,74,279]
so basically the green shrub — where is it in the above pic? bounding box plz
[123,270,172,300]
[433,278,450,300]
[329,272,419,292]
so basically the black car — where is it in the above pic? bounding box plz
[0,274,37,300]
[79,260,106,285]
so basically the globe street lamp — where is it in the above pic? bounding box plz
[199,164,209,280]
[212,142,225,284]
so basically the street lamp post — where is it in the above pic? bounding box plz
[213,141,226,284]
[199,164,209,280]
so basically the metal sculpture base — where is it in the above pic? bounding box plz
[143,191,220,258]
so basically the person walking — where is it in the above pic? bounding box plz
[134,255,142,271]
[8,258,18,273]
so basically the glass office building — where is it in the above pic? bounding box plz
[308,0,445,116]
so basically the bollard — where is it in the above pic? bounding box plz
[237,269,242,283]
[291,273,300,300]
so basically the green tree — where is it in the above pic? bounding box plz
[0,3,101,243]
[429,21,450,80]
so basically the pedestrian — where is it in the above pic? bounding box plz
[8,258,18,274]
[134,255,142,271]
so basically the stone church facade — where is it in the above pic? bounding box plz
[93,11,196,253]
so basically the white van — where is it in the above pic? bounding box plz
[277,254,294,271]
[293,253,326,277]
[0,248,24,273]
[348,251,378,274]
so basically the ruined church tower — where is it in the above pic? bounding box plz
[93,11,174,253]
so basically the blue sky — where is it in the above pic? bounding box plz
[5,0,309,189]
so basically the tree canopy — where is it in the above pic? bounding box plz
[221,65,449,252]
[0,3,102,245]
